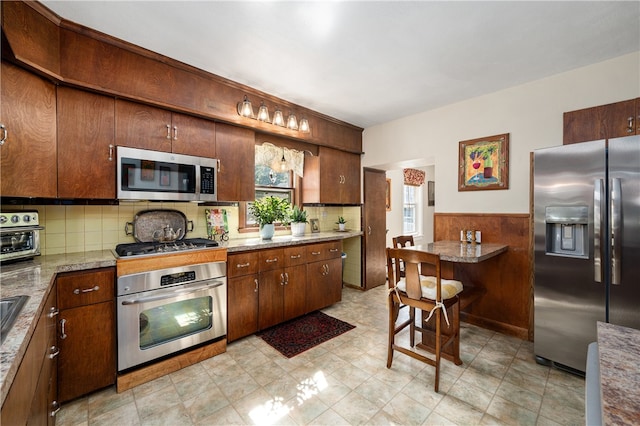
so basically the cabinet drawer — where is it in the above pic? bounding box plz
[57,268,115,309]
[306,241,342,262]
[259,248,284,271]
[284,246,306,267]
[228,252,259,278]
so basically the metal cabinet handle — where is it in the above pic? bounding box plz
[173,125,178,140]
[50,401,60,417]
[59,319,67,340]
[48,307,59,318]
[280,273,285,285]
[290,254,301,259]
[265,258,278,263]
[236,262,250,268]
[166,124,171,139]
[627,116,634,133]
[311,251,321,256]
[49,346,60,359]
[0,124,7,146]
[74,285,100,294]
[254,278,258,292]
[329,248,339,252]
[284,272,289,285]
[368,226,372,235]
[108,144,114,161]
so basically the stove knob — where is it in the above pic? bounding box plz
[11,215,20,224]
[23,215,31,223]
[0,215,7,224]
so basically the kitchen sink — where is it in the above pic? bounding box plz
[1,295,29,344]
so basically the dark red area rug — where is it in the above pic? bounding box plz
[257,311,355,358]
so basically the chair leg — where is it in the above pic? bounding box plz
[387,297,396,369]
[409,307,416,347]
[434,307,442,393]
[451,300,462,366]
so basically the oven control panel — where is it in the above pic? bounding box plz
[0,211,40,228]
[161,271,196,286]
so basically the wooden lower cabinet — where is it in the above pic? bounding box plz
[1,286,58,426]
[306,257,342,313]
[227,242,341,342]
[56,268,116,403]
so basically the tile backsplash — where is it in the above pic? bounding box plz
[1,203,361,256]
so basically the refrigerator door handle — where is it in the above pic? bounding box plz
[594,179,603,283]
[611,177,622,285]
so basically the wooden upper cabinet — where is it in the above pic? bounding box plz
[57,87,116,199]
[563,98,639,145]
[170,113,216,157]
[0,61,57,198]
[303,146,361,204]
[115,100,215,157]
[115,100,172,152]
[215,123,255,201]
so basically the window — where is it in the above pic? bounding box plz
[240,164,296,229]
[402,184,422,235]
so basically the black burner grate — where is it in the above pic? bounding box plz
[115,238,218,257]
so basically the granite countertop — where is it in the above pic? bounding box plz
[596,322,640,425]
[0,230,362,404]
[410,240,508,263]
[0,250,117,406]
[221,230,363,252]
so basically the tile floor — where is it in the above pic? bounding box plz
[57,286,585,425]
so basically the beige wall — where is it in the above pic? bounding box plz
[362,52,640,214]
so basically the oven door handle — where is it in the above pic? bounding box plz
[120,281,224,305]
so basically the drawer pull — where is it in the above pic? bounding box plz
[49,346,60,359]
[48,307,59,318]
[236,262,251,268]
[290,254,301,259]
[254,279,259,292]
[265,258,278,263]
[311,251,321,256]
[74,285,100,294]
[330,248,339,252]
[59,319,67,340]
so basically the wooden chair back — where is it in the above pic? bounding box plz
[386,247,443,302]
[392,235,415,249]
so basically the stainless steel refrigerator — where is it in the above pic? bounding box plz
[533,135,640,373]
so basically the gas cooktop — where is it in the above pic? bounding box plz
[115,238,218,258]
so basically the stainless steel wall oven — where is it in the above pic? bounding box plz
[116,261,227,371]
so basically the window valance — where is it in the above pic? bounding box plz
[403,168,425,186]
[255,143,305,177]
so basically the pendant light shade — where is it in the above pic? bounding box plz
[237,95,254,118]
[272,109,285,127]
[286,113,298,130]
[299,118,310,133]
[256,102,270,122]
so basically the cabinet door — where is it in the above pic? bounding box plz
[215,123,255,201]
[0,61,57,198]
[170,113,216,157]
[227,275,259,342]
[303,147,361,204]
[283,264,307,321]
[258,269,285,330]
[563,99,637,144]
[115,100,172,152]
[306,257,342,312]
[57,87,116,199]
[339,151,361,203]
[57,301,115,403]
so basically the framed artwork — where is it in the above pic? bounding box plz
[159,166,171,186]
[427,181,435,206]
[140,160,155,181]
[310,218,320,233]
[458,133,509,191]
[386,178,391,211]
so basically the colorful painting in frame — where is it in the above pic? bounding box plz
[458,133,509,191]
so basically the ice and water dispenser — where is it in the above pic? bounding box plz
[545,206,589,258]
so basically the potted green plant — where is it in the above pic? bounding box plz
[336,216,347,231]
[249,196,290,240]
[289,205,308,237]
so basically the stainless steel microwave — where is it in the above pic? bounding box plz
[117,147,218,202]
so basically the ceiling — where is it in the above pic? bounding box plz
[41,1,640,129]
